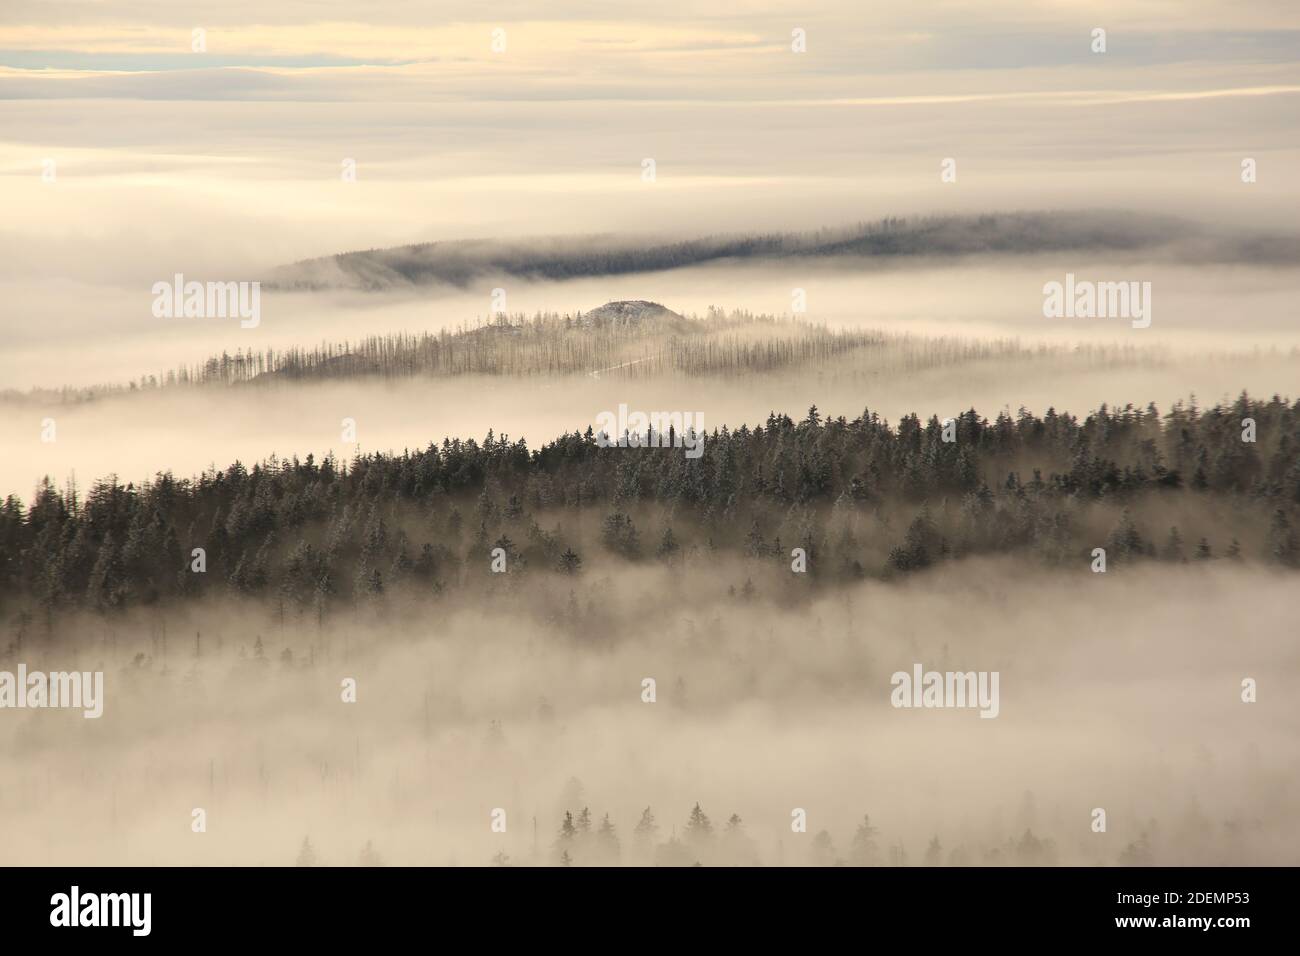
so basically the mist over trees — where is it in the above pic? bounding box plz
[267,211,1300,293]
[2,392,1295,621]
[273,801,1158,867]
[9,0,1300,879]
[1,301,1206,406]
[3,392,1293,870]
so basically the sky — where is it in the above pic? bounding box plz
[3,2,1297,271]
[0,2,1297,453]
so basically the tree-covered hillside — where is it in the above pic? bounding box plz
[1,394,1296,620]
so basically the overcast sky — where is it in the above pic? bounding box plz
[4,2,1298,250]
[1,1,1297,392]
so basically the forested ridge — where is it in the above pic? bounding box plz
[0,303,1189,404]
[2,393,1297,618]
[268,211,1300,292]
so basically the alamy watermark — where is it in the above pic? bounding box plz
[0,665,103,718]
[595,404,704,459]
[152,273,260,328]
[50,886,150,936]
[1042,273,1151,329]
[890,663,999,718]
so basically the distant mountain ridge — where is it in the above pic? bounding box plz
[266,211,1300,292]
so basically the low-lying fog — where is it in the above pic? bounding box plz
[4,258,1300,392]
[4,346,1296,501]
[2,559,1295,866]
